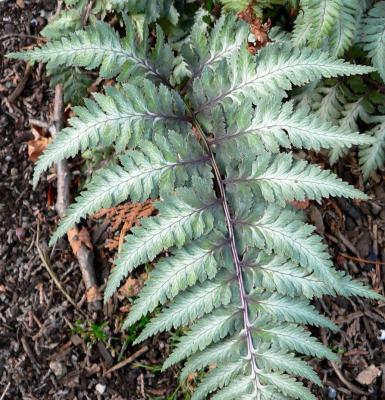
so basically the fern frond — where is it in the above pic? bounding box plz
[8,21,174,84]
[307,0,342,48]
[192,43,374,113]
[226,152,367,205]
[329,0,360,57]
[359,120,385,179]
[32,82,187,186]
[16,5,382,398]
[360,1,385,82]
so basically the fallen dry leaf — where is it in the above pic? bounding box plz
[118,277,143,299]
[16,0,25,9]
[356,364,381,385]
[28,136,50,162]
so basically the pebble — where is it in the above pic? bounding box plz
[95,384,106,395]
[49,361,67,378]
[10,168,18,176]
[327,387,337,399]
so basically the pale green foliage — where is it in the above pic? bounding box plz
[291,0,385,178]
[11,5,384,399]
[359,119,385,179]
[361,2,385,82]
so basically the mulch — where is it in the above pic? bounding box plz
[1,1,385,399]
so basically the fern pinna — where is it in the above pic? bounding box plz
[10,4,383,399]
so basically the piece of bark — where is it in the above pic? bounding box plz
[356,365,382,386]
[51,84,102,311]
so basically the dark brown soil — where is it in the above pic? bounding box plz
[1,2,385,400]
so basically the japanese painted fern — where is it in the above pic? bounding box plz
[292,0,385,179]
[10,4,383,399]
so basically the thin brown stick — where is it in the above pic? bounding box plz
[0,33,46,42]
[0,382,11,400]
[103,346,149,375]
[320,328,369,396]
[339,252,385,266]
[50,85,102,311]
[8,63,33,103]
[35,221,87,318]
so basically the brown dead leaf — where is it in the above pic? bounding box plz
[118,277,143,299]
[238,5,271,54]
[67,227,93,255]
[16,0,25,8]
[356,365,381,385]
[28,136,50,162]
[93,200,155,251]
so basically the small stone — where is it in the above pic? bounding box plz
[95,383,106,395]
[10,168,18,176]
[356,364,381,386]
[49,361,67,378]
[327,387,337,399]
[378,329,385,341]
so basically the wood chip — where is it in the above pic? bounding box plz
[356,365,382,386]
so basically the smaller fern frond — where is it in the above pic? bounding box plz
[307,0,342,48]
[359,120,385,179]
[8,21,174,84]
[329,0,360,57]
[191,43,374,113]
[360,1,385,82]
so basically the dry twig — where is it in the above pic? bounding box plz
[35,221,87,318]
[7,63,32,103]
[51,84,102,311]
[104,346,149,375]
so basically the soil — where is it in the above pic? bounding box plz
[1,1,385,400]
